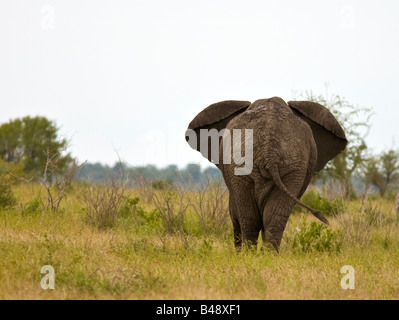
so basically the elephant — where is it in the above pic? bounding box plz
[185,97,347,251]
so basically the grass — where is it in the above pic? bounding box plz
[1,182,399,300]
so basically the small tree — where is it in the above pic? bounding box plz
[0,119,23,162]
[363,149,399,197]
[363,155,381,195]
[0,116,72,177]
[40,146,83,212]
[380,150,399,195]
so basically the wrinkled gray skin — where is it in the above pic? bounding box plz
[186,97,347,252]
[221,98,317,250]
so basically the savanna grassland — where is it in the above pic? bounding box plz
[1,180,399,300]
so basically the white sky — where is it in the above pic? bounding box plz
[1,0,398,168]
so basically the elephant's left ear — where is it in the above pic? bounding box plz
[288,100,348,173]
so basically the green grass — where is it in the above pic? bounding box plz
[1,182,399,299]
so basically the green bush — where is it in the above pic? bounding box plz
[151,179,173,190]
[0,159,25,183]
[23,198,43,214]
[120,196,161,228]
[289,219,342,253]
[0,174,17,209]
[294,189,344,215]
[385,190,399,201]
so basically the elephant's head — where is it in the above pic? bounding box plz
[185,97,347,174]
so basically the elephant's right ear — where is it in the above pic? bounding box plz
[288,100,348,173]
[185,100,251,162]
[187,100,251,130]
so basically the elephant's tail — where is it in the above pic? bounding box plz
[268,164,330,225]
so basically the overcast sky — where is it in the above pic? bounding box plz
[1,0,398,168]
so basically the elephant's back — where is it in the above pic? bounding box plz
[226,100,313,146]
[225,101,316,173]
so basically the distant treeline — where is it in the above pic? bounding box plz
[75,162,223,186]
[73,161,375,195]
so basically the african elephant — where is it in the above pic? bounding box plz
[185,97,347,251]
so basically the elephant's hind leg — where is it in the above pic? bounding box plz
[261,173,304,251]
[229,195,242,249]
[229,179,262,249]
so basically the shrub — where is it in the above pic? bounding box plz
[0,159,25,183]
[0,174,17,209]
[23,198,43,214]
[188,178,229,234]
[120,196,140,218]
[151,186,188,234]
[120,196,161,228]
[81,173,128,229]
[385,190,399,202]
[294,188,344,215]
[288,219,342,253]
[152,179,173,190]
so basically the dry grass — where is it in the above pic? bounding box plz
[1,182,399,300]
